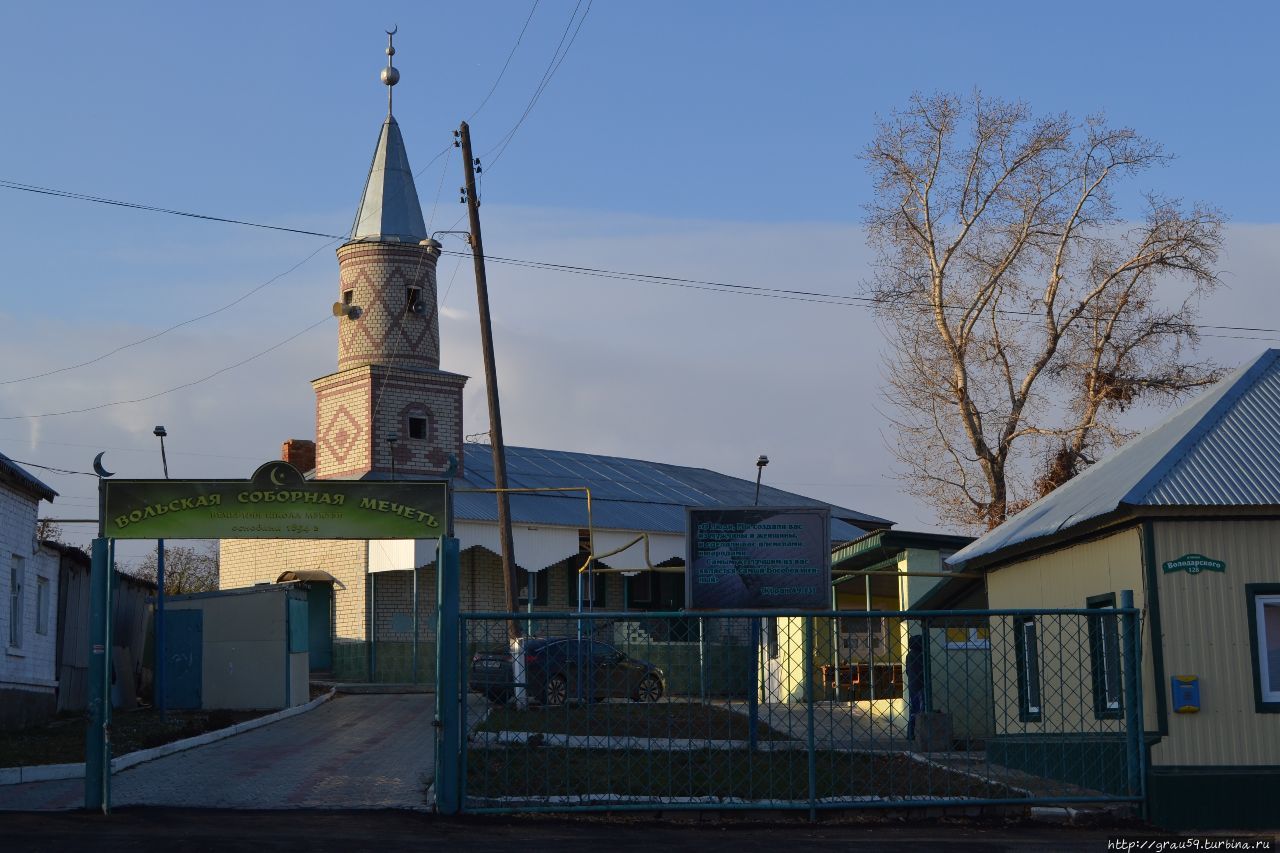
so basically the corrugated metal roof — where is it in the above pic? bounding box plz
[950,349,1280,569]
[349,116,427,244]
[453,444,889,542]
[0,450,57,502]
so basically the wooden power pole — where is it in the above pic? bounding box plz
[458,122,520,637]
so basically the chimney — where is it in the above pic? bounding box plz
[281,439,316,473]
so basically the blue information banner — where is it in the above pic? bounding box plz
[685,506,832,610]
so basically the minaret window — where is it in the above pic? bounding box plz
[408,416,427,440]
[406,287,422,315]
[342,289,354,306]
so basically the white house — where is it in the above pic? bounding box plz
[0,450,59,730]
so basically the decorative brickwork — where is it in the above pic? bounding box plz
[313,364,466,479]
[336,241,440,372]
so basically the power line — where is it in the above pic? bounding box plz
[482,0,593,171]
[6,458,97,477]
[468,0,542,122]
[1,315,331,421]
[4,180,1278,341]
[0,237,339,386]
[0,179,339,239]
[0,434,261,462]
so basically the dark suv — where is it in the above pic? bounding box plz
[470,637,665,705]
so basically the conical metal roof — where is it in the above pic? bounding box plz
[348,116,427,243]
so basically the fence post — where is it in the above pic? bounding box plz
[804,614,817,821]
[1120,589,1143,805]
[434,536,462,813]
[748,618,760,751]
[84,537,111,812]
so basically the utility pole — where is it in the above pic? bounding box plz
[458,121,520,639]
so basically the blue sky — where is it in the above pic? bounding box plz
[2,1,1278,552]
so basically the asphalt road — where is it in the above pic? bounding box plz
[0,809,1200,853]
[0,694,437,811]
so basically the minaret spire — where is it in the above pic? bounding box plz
[381,26,399,117]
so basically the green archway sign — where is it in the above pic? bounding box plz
[103,461,448,540]
[87,461,457,815]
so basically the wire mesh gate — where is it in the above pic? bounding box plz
[450,604,1145,814]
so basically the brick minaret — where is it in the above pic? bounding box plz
[312,44,466,481]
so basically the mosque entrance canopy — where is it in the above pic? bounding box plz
[102,460,448,540]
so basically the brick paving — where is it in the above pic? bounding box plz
[0,693,442,811]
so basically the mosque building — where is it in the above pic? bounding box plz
[218,37,889,682]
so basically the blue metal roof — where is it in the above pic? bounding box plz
[0,450,57,502]
[452,444,890,541]
[950,349,1280,569]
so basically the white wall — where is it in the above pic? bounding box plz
[1,485,59,696]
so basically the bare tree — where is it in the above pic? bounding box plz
[864,92,1223,529]
[131,543,220,595]
[36,517,64,545]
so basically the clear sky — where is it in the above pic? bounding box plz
[2,1,1278,556]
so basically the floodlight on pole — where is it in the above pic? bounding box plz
[754,454,769,506]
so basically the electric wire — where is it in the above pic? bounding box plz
[2,174,1274,342]
[467,0,542,122]
[482,0,593,172]
[0,315,331,421]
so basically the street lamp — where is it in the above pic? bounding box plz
[754,454,769,506]
[153,426,169,718]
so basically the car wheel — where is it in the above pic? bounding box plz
[544,673,568,706]
[634,674,662,703]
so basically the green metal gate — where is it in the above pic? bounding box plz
[447,599,1145,815]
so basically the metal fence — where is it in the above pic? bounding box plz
[448,604,1144,815]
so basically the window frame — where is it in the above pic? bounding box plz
[407,416,428,441]
[1246,583,1280,713]
[9,555,24,650]
[36,576,50,636]
[566,562,607,609]
[516,567,548,607]
[1087,593,1124,719]
[1013,616,1042,722]
[943,624,991,650]
[406,286,422,315]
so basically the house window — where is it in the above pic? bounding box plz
[944,625,991,649]
[517,568,548,606]
[625,571,652,605]
[36,577,50,636]
[1013,616,1042,721]
[406,287,422,314]
[408,416,428,440]
[1087,593,1123,718]
[566,561,606,608]
[1247,584,1280,711]
[9,555,23,649]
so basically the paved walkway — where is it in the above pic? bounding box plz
[0,694,440,811]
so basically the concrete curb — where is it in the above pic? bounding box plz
[0,689,336,787]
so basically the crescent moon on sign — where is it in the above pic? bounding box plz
[92,452,115,478]
[269,467,287,487]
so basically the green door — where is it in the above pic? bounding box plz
[306,584,333,671]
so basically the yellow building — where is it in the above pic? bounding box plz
[949,350,1280,830]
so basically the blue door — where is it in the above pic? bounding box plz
[164,609,202,710]
[306,584,333,671]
